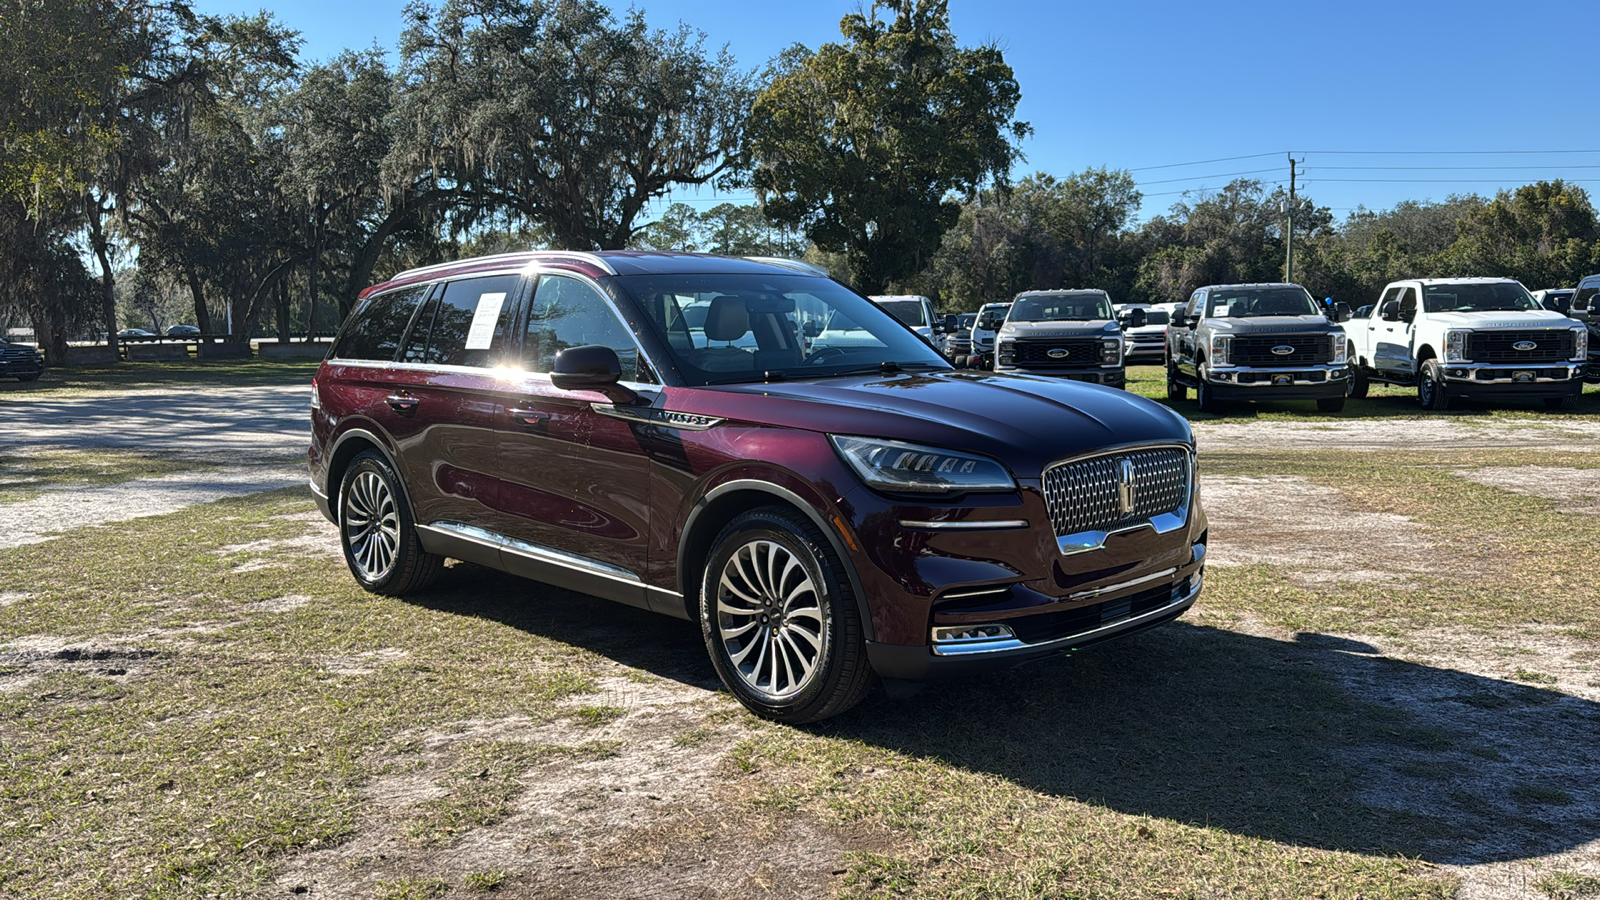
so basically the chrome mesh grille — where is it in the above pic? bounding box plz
[1042,447,1190,538]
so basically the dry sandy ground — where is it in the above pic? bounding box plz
[2,388,1598,898]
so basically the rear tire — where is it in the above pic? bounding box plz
[1417,359,1450,411]
[338,451,444,596]
[700,506,872,724]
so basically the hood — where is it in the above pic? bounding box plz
[672,371,1192,478]
[1001,319,1118,338]
[1428,310,1579,329]
[1205,315,1334,334]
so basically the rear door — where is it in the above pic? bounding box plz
[492,273,657,607]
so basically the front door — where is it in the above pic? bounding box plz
[493,273,657,606]
[1373,286,1415,375]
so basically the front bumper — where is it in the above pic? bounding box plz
[996,364,1126,387]
[0,359,44,378]
[1436,362,1584,398]
[1204,364,1347,400]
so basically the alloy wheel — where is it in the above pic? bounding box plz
[713,539,827,702]
[344,470,400,581]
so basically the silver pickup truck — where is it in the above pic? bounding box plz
[994,289,1134,387]
[1166,282,1351,413]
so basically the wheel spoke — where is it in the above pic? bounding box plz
[779,631,816,683]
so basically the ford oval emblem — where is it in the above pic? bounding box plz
[1513,340,1537,351]
[1271,345,1295,355]
[1047,348,1069,359]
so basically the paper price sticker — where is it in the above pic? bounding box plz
[463,292,507,350]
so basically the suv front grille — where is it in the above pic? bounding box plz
[1467,330,1574,363]
[1042,446,1191,539]
[1230,335,1331,366]
[1014,339,1101,366]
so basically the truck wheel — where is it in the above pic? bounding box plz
[1346,366,1368,399]
[1417,359,1450,411]
[1317,396,1345,413]
[1545,394,1577,410]
[1166,363,1188,401]
[1196,365,1222,414]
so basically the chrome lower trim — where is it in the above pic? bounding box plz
[1441,363,1581,383]
[931,570,1202,657]
[420,521,681,597]
[308,478,327,500]
[899,519,1029,531]
[938,586,1013,602]
[1205,364,1347,385]
[1067,566,1178,602]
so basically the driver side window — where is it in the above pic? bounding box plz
[524,275,653,383]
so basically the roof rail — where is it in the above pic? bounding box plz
[387,250,618,283]
[744,256,831,277]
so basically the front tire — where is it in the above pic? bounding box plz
[1195,364,1222,414]
[338,451,443,596]
[700,507,872,723]
[1417,359,1450,411]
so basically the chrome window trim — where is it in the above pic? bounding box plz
[1039,441,1194,557]
[898,519,1029,531]
[931,570,1202,657]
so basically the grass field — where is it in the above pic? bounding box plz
[1,365,1598,898]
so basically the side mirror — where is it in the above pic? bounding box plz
[1332,302,1352,323]
[1380,301,1400,322]
[552,345,640,405]
[1400,306,1416,324]
[1129,308,1147,328]
[1542,296,1573,315]
[943,313,958,333]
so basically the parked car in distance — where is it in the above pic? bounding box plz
[1116,304,1170,365]
[994,290,1132,387]
[0,337,44,381]
[118,328,157,338]
[1166,283,1351,413]
[1344,277,1585,409]
[1554,275,1599,382]
[943,312,977,365]
[310,251,1207,723]
[166,324,201,338]
[871,295,941,350]
[969,302,1011,368]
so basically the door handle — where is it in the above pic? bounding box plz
[508,408,550,428]
[385,394,419,414]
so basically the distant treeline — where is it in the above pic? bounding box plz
[4,0,1596,359]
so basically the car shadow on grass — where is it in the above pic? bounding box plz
[405,565,1600,867]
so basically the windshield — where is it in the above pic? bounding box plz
[874,299,929,328]
[1141,310,1170,326]
[615,273,949,385]
[976,305,1010,330]
[958,313,976,329]
[1205,287,1318,318]
[1423,282,1539,313]
[1008,293,1113,323]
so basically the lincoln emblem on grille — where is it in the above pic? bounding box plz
[1270,345,1295,355]
[1117,457,1136,515]
[1513,340,1537,351]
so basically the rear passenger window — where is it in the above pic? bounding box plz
[403,274,522,368]
[524,275,653,382]
[332,285,428,361]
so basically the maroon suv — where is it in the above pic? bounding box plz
[310,252,1207,722]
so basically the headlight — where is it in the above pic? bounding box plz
[829,435,1016,494]
[997,341,1015,365]
[1209,334,1231,366]
[1445,329,1469,362]
[1101,338,1121,364]
[1330,334,1348,365]
[1574,327,1588,362]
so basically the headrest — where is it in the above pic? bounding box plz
[705,296,750,342]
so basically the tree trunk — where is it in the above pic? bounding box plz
[184,264,213,337]
[86,198,119,356]
[276,277,290,345]
[45,301,68,366]
[305,234,321,342]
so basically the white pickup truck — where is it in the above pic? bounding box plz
[1344,277,1587,409]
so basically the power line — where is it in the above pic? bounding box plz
[1126,152,1285,172]
[1305,177,1600,184]
[1142,182,1285,199]
[1303,149,1600,155]
[1136,166,1283,186]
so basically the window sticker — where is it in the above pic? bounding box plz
[463,292,507,350]
[1212,304,1230,317]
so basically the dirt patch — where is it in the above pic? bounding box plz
[271,673,849,898]
[1201,474,1459,586]
[0,591,31,609]
[1194,416,1600,453]
[0,635,162,693]
[241,595,313,615]
[319,647,410,677]
[0,468,305,550]
[1457,466,1600,516]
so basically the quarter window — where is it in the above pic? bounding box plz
[332,285,429,362]
[402,274,522,368]
[524,275,651,382]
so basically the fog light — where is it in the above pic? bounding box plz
[931,623,1016,643]
[1213,371,1234,383]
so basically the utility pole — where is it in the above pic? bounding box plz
[1285,153,1297,283]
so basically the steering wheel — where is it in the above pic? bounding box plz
[804,347,850,365]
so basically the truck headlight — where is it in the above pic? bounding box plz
[1209,334,1231,366]
[997,341,1015,365]
[829,436,1016,494]
[1574,327,1588,362]
[1330,334,1348,365]
[1445,330,1470,362]
[1101,338,1121,364]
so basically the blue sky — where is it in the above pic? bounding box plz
[194,0,1600,223]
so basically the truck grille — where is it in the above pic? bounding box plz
[1041,446,1191,539]
[1467,330,1574,363]
[1230,335,1331,367]
[1013,339,1101,366]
